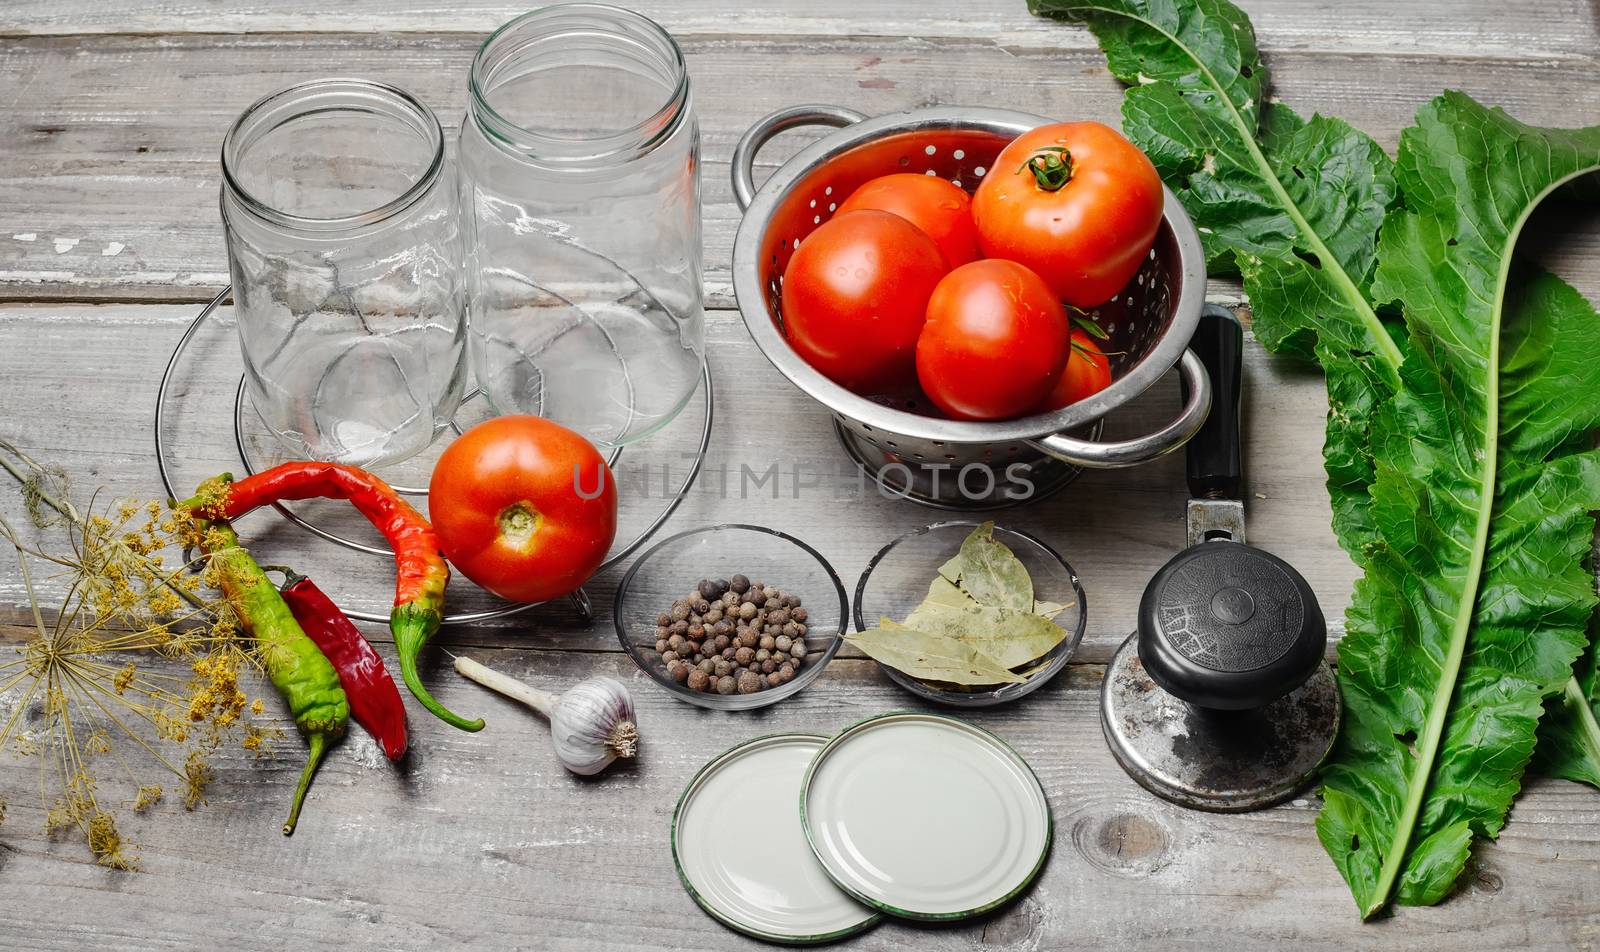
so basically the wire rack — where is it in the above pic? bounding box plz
[154,285,713,625]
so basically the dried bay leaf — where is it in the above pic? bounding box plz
[923,575,976,610]
[939,522,1034,611]
[903,601,1070,670]
[847,622,1026,685]
[1033,599,1070,619]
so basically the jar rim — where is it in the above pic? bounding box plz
[220,78,445,232]
[468,3,690,166]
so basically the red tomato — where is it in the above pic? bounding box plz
[1035,329,1114,412]
[780,209,948,393]
[837,173,982,267]
[915,259,1072,421]
[972,121,1163,308]
[429,416,618,604]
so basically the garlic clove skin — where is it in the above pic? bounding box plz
[550,676,639,776]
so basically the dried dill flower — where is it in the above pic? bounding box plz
[0,439,274,868]
[183,752,213,810]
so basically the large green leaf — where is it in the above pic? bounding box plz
[1028,0,1400,554]
[1029,0,1600,919]
[1538,639,1600,787]
[1316,95,1600,916]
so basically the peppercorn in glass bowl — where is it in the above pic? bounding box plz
[614,524,849,710]
[853,521,1086,707]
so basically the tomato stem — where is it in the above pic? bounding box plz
[497,501,544,552]
[1021,146,1073,191]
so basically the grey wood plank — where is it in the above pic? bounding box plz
[3,0,1596,61]
[1,644,1596,950]
[2,32,1599,304]
[0,301,1356,664]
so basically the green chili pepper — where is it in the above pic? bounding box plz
[197,518,349,836]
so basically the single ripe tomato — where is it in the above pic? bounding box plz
[1035,329,1114,412]
[429,416,618,604]
[915,259,1071,421]
[836,173,982,267]
[972,121,1163,308]
[780,209,948,393]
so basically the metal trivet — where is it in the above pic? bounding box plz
[154,285,713,625]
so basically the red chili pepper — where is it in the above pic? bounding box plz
[279,570,408,762]
[184,463,484,732]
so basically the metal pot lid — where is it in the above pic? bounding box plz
[672,733,880,944]
[800,712,1051,921]
[1101,633,1340,812]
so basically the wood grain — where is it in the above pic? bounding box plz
[4,0,1596,60]
[2,647,1598,951]
[4,1,1600,945]
[2,31,1599,304]
[0,300,1356,662]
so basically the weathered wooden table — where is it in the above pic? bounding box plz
[3,2,1600,948]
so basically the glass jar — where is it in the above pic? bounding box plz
[459,4,705,448]
[221,79,467,467]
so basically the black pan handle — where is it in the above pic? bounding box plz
[1183,305,1244,500]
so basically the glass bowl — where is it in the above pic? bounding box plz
[615,524,848,710]
[853,521,1086,707]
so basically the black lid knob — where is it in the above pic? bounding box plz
[1137,541,1325,711]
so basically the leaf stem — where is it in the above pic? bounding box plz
[1363,165,1599,918]
[1563,676,1600,774]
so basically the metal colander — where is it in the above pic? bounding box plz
[731,105,1211,508]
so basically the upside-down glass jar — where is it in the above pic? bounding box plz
[459,4,706,448]
[220,79,468,467]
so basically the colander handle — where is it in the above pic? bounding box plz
[732,105,869,210]
[1026,349,1212,469]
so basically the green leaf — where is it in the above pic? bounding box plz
[1536,653,1600,788]
[1032,0,1600,920]
[1315,95,1600,917]
[1028,0,1402,552]
[846,623,1027,686]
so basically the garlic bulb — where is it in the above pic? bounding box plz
[548,676,638,775]
[453,657,638,776]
